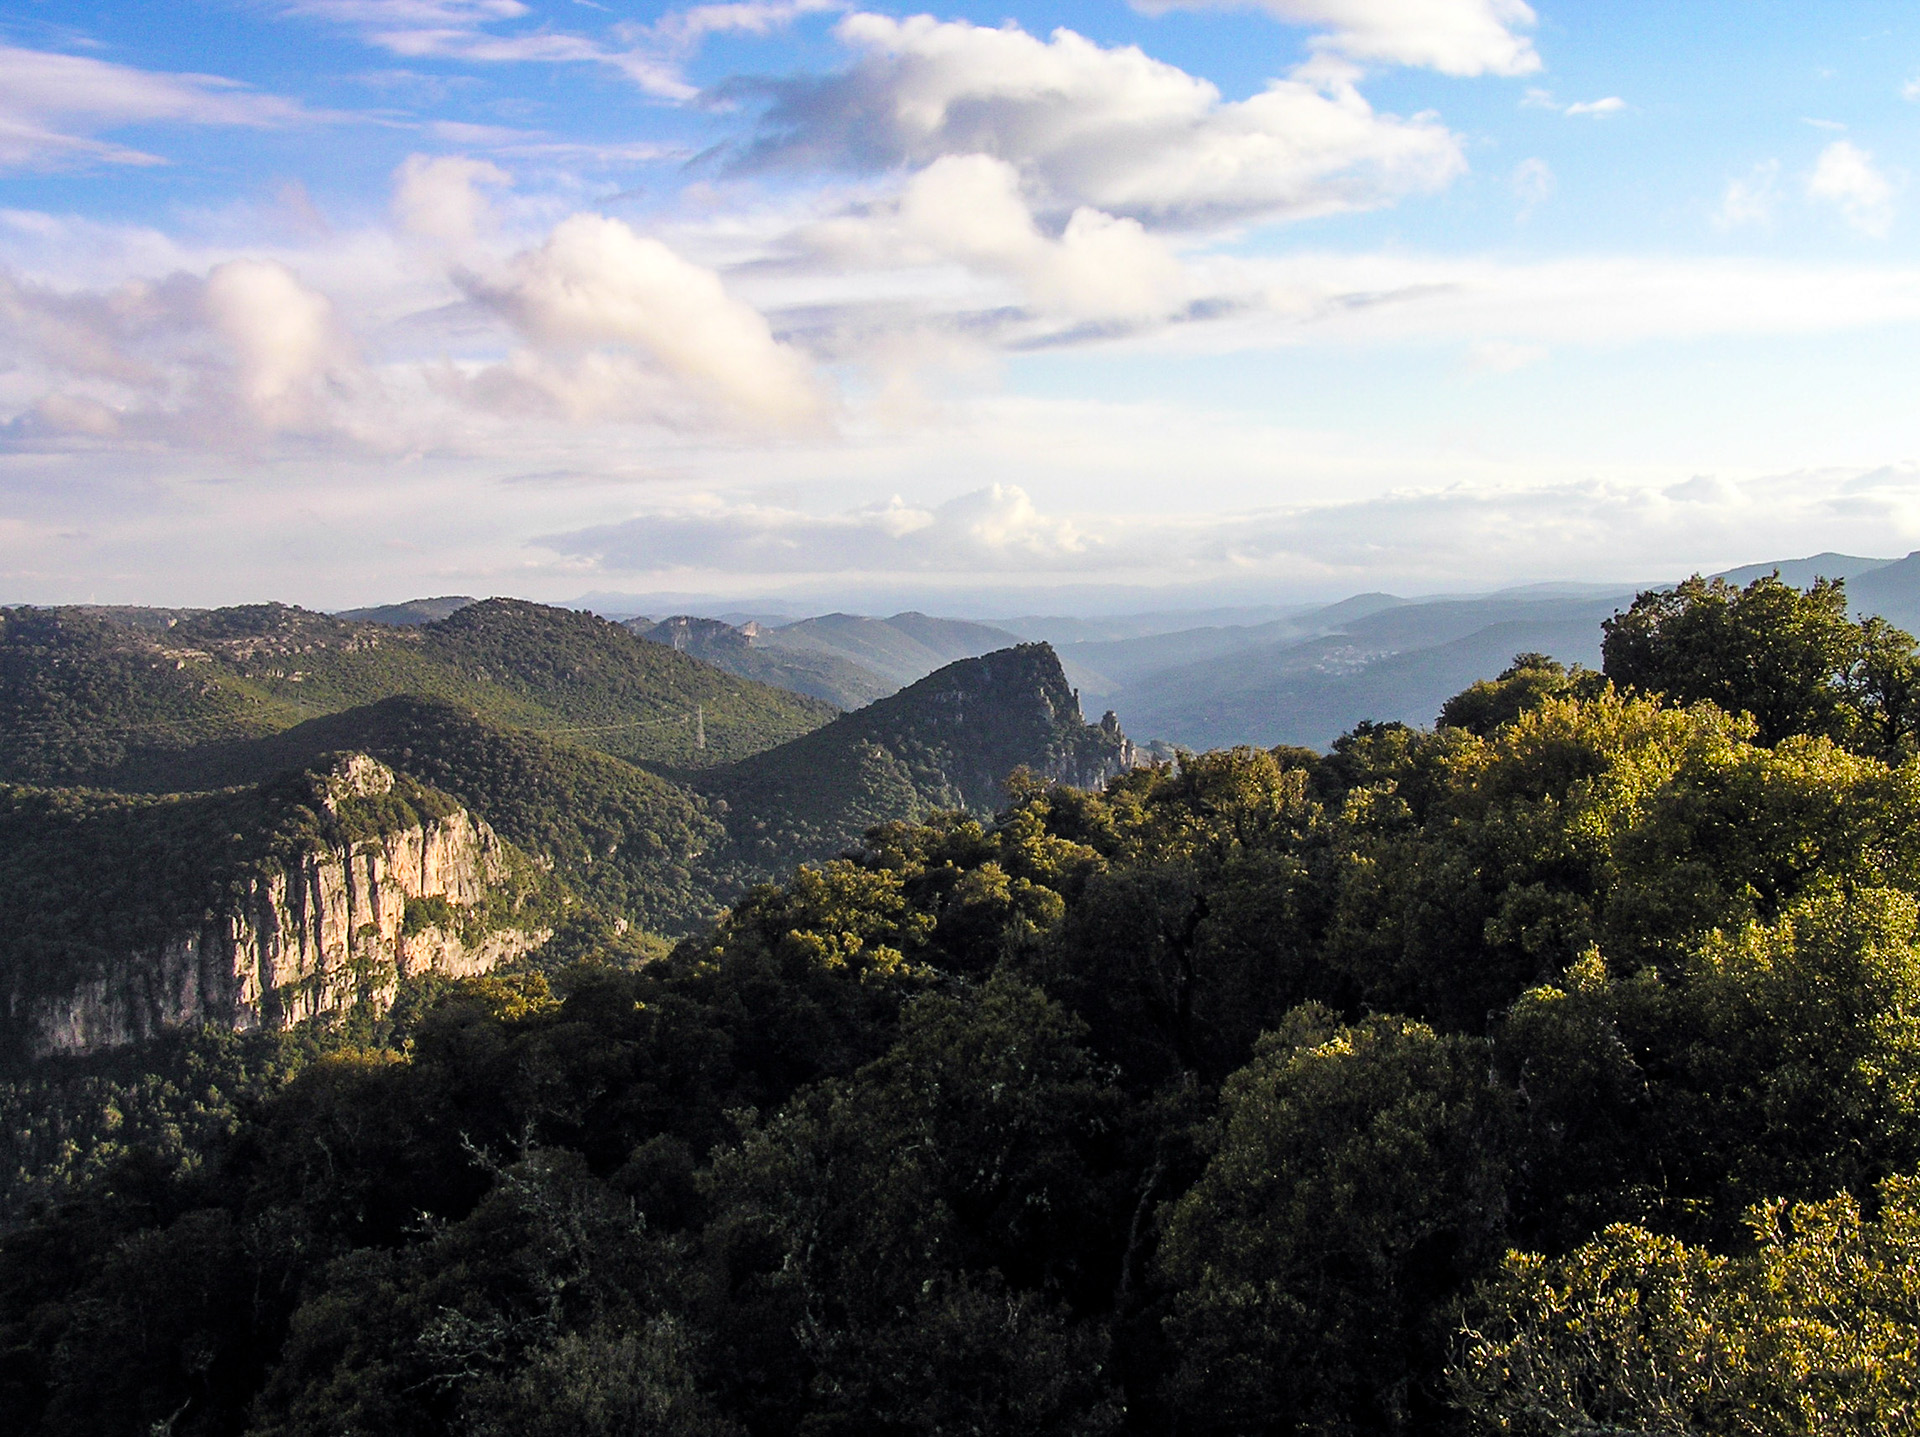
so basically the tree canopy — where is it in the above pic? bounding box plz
[8,576,1920,1435]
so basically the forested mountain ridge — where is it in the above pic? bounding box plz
[700,643,1138,874]
[626,614,893,710]
[10,575,1920,1435]
[0,599,834,786]
[109,695,731,934]
[0,641,1137,1065]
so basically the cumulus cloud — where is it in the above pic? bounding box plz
[392,153,511,248]
[543,483,1095,573]
[736,14,1466,227]
[202,260,353,429]
[0,259,362,446]
[1139,0,1539,77]
[1807,140,1895,237]
[459,212,828,428]
[0,44,314,172]
[807,153,1188,322]
[0,196,827,454]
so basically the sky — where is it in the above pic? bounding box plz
[4,0,1920,613]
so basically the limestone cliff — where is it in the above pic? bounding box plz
[7,755,551,1059]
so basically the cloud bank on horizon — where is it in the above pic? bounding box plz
[2,0,1920,610]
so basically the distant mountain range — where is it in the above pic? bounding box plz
[534,550,1920,751]
[621,610,1029,711]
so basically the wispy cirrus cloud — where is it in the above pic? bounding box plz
[1521,88,1626,117]
[283,0,841,100]
[0,44,318,172]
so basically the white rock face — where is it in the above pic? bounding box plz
[26,756,545,1057]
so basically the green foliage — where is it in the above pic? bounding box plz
[701,975,1128,1436]
[0,758,559,1057]
[11,610,1920,1435]
[1436,652,1603,736]
[403,895,459,936]
[0,599,834,789]
[0,1027,308,1224]
[1160,1009,1514,1434]
[1451,1176,1920,1436]
[1602,572,1920,751]
[704,644,1128,877]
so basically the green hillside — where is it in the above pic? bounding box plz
[126,696,729,934]
[0,610,1130,938]
[628,615,893,709]
[702,643,1130,873]
[11,577,1920,1435]
[0,600,835,787]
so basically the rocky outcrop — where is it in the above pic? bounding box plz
[23,756,546,1058]
[699,643,1148,881]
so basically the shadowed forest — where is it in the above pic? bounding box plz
[7,574,1920,1435]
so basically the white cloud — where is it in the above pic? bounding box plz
[633,0,843,52]
[807,153,1188,322]
[202,260,353,430]
[1236,251,1920,348]
[533,461,1920,596]
[1807,140,1895,237]
[1463,338,1545,373]
[392,153,511,248]
[1139,0,1539,77]
[543,483,1094,573]
[1716,160,1779,230]
[1511,156,1551,217]
[286,0,691,97]
[460,213,828,428]
[287,0,839,100]
[0,44,314,172]
[0,259,366,447]
[740,14,1467,227]
[1520,90,1625,117]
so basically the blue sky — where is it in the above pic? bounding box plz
[4,0,1920,611]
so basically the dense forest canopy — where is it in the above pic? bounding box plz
[0,599,835,787]
[6,572,1920,1435]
